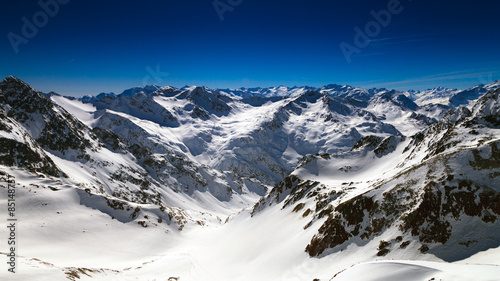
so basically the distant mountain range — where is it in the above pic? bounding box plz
[1,75,499,280]
[76,81,500,106]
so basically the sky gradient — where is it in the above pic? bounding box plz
[1,0,500,96]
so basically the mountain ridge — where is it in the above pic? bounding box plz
[71,80,500,107]
[1,75,499,280]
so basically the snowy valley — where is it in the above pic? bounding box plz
[1,75,500,280]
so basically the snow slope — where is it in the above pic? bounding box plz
[331,260,500,281]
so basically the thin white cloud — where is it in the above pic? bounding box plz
[367,33,435,47]
[356,69,500,90]
[369,31,465,49]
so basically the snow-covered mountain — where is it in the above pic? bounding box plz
[1,76,500,280]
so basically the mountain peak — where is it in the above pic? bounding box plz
[0,76,43,102]
[1,75,30,89]
[2,75,21,82]
[323,83,345,89]
[118,85,159,97]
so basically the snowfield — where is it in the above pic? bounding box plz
[331,260,500,281]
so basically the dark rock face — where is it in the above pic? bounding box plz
[400,184,452,244]
[306,195,377,257]
[0,92,64,177]
[91,127,124,151]
[0,76,94,160]
[351,135,383,151]
[306,215,351,257]
[0,138,62,177]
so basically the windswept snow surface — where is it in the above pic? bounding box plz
[50,95,98,127]
[331,260,500,281]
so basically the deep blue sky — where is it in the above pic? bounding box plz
[1,0,500,96]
